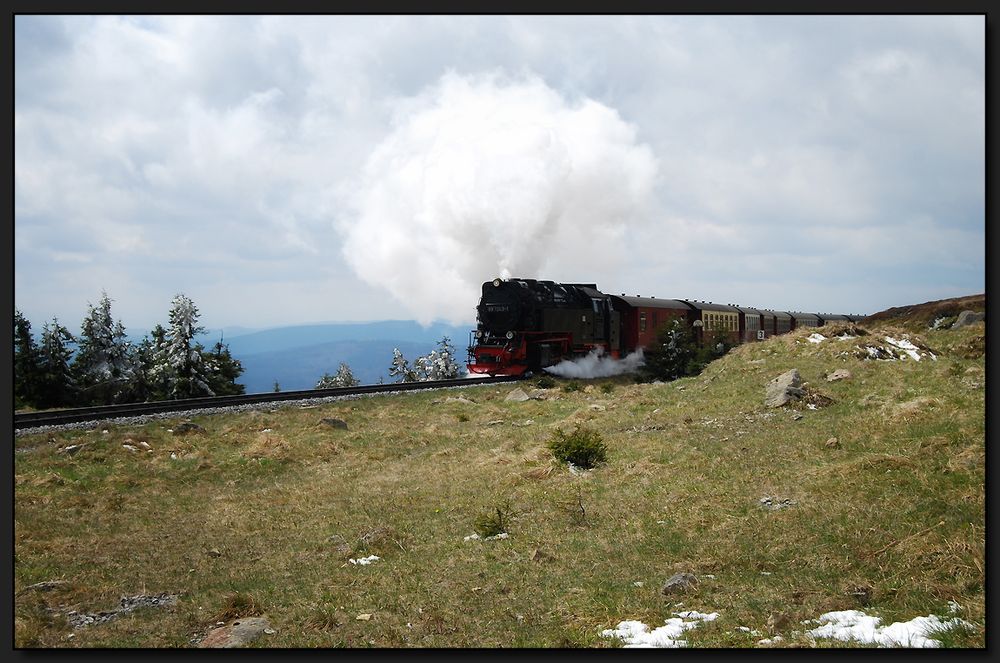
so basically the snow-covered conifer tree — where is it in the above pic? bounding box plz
[120,332,156,403]
[414,336,462,381]
[388,348,416,382]
[316,362,361,388]
[133,324,170,401]
[153,294,214,399]
[73,292,134,404]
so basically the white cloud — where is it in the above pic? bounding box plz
[13,15,984,330]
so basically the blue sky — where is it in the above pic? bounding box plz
[14,15,985,332]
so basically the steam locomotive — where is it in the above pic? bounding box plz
[465,277,860,376]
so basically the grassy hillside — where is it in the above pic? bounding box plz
[14,312,984,648]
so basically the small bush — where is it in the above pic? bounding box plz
[547,426,608,469]
[599,382,615,394]
[535,376,557,389]
[473,498,515,538]
[457,413,469,422]
[562,381,582,393]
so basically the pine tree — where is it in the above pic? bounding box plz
[139,324,171,400]
[413,336,462,381]
[641,319,698,382]
[37,317,77,408]
[73,292,134,405]
[204,339,246,396]
[388,348,417,382]
[153,294,214,399]
[121,332,159,403]
[335,361,360,387]
[316,362,361,388]
[14,310,42,408]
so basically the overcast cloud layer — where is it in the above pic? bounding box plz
[15,15,984,331]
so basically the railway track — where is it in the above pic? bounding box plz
[14,376,521,430]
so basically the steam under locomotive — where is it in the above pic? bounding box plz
[466,277,860,376]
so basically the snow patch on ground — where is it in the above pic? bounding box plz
[857,336,936,362]
[604,607,973,648]
[463,532,508,541]
[884,336,925,361]
[805,609,973,648]
[348,555,381,565]
[601,611,718,648]
[807,333,827,344]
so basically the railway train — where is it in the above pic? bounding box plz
[465,277,861,376]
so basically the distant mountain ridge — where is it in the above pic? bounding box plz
[220,320,473,356]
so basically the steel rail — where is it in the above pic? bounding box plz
[14,375,521,430]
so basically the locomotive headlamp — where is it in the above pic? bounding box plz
[474,330,483,339]
[493,278,502,287]
[506,331,515,340]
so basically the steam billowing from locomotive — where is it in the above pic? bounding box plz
[338,71,658,325]
[544,347,646,379]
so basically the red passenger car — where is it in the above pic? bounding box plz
[610,295,693,351]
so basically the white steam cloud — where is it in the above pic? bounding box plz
[544,347,645,379]
[338,70,658,325]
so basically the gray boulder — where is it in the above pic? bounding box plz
[764,369,804,407]
[320,418,348,430]
[504,387,532,402]
[951,311,985,329]
[661,572,699,595]
[198,616,273,648]
[826,369,852,382]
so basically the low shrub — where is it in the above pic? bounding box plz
[562,381,582,393]
[473,499,515,538]
[547,426,608,469]
[535,376,557,389]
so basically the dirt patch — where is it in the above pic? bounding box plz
[823,324,869,338]
[243,433,291,460]
[947,446,984,473]
[890,397,941,421]
[957,335,985,359]
[802,387,835,409]
[523,464,555,480]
